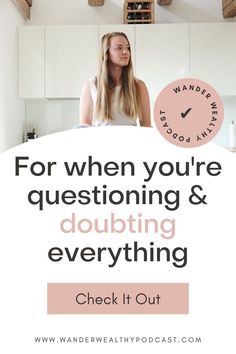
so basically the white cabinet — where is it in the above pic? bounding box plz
[19,23,236,100]
[190,23,236,96]
[45,25,98,98]
[18,26,44,99]
[135,24,190,102]
[19,24,189,101]
[98,25,136,71]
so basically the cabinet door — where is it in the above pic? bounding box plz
[98,25,135,71]
[190,23,236,96]
[18,26,44,99]
[136,24,190,103]
[45,26,98,98]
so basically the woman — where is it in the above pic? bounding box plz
[79,32,151,127]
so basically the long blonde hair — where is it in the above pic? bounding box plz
[95,32,141,121]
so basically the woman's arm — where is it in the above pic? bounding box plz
[137,80,151,127]
[79,81,93,126]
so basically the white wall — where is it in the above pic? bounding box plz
[29,0,236,25]
[0,0,25,153]
[212,97,236,148]
[25,99,80,136]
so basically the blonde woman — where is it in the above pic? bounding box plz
[79,32,151,127]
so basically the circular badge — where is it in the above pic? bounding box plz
[154,78,224,148]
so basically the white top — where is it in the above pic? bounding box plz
[89,78,137,126]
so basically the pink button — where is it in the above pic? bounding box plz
[47,283,189,314]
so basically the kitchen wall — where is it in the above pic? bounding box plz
[0,0,25,153]
[213,97,236,148]
[29,0,236,25]
[22,1,236,149]
[25,97,236,149]
[24,0,236,149]
[25,99,80,137]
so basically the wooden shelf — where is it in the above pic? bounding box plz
[126,10,152,12]
[158,0,172,5]
[223,0,236,18]
[88,0,104,6]
[11,0,31,19]
[123,1,154,24]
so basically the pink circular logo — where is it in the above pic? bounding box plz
[154,78,224,148]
